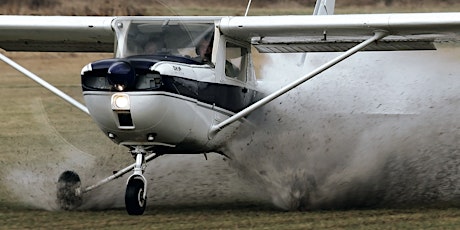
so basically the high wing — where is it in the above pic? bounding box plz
[218,13,460,52]
[2,13,460,53]
[0,16,115,52]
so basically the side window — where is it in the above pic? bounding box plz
[225,42,248,82]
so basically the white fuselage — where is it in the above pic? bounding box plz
[82,62,249,154]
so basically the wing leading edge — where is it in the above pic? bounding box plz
[0,16,116,52]
[218,13,460,53]
[2,13,459,53]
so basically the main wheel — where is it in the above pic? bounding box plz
[125,178,146,215]
[57,170,82,210]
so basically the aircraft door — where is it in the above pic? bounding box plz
[225,41,258,109]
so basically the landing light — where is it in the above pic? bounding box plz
[111,93,130,110]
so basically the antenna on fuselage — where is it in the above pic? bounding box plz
[244,0,252,16]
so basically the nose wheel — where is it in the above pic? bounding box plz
[125,178,146,215]
[124,146,149,215]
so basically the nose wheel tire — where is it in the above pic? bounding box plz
[125,178,147,215]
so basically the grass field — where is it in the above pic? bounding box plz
[1,2,460,229]
[1,204,460,229]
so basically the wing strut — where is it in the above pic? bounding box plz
[209,30,388,136]
[0,53,89,115]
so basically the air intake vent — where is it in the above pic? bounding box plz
[117,112,134,127]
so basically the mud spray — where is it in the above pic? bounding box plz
[224,49,460,210]
[2,48,459,211]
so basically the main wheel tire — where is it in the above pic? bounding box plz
[57,170,82,210]
[125,178,146,215]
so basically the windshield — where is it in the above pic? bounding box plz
[121,19,215,64]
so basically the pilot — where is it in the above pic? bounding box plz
[195,34,213,63]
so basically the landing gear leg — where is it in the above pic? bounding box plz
[125,147,148,215]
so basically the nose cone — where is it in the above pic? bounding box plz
[107,61,135,91]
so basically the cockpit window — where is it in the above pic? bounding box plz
[121,20,215,64]
[225,42,248,82]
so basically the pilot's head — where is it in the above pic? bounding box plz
[196,34,213,62]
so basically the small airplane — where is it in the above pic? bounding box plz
[1,0,460,215]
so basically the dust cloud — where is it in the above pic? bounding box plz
[224,48,460,210]
[2,99,96,210]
